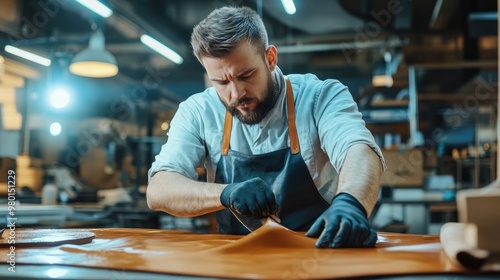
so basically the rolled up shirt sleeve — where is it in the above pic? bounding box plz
[314,79,386,173]
[148,99,206,182]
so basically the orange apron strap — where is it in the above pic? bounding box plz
[285,79,300,154]
[221,78,299,156]
[221,110,233,156]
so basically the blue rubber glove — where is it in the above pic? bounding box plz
[220,178,278,219]
[305,192,377,248]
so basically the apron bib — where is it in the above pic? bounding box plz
[214,79,329,234]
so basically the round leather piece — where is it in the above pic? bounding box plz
[0,229,95,247]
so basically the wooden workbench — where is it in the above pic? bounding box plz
[0,220,498,279]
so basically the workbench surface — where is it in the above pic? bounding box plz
[0,221,498,279]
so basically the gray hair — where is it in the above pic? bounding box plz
[191,6,268,62]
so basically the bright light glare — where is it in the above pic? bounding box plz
[140,35,183,64]
[74,0,113,18]
[50,89,70,109]
[46,268,68,278]
[161,122,170,131]
[281,0,296,15]
[4,45,51,66]
[50,122,62,136]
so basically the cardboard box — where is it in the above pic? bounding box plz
[457,186,500,252]
[380,149,424,187]
[80,147,118,189]
[16,154,43,168]
[0,157,16,183]
[16,167,44,192]
[0,183,7,195]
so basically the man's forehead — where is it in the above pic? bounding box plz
[202,50,262,78]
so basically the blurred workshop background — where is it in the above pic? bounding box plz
[0,0,498,234]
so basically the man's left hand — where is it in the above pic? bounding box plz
[305,192,377,248]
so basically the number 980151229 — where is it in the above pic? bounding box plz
[7,170,15,192]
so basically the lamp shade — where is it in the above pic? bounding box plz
[69,30,118,78]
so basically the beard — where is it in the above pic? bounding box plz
[221,70,278,125]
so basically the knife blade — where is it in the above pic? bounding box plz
[230,208,281,232]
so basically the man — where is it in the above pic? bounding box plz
[147,6,385,248]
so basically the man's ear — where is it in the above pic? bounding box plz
[266,45,278,71]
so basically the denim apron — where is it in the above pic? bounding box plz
[215,79,330,234]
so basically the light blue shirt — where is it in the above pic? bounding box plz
[149,67,385,203]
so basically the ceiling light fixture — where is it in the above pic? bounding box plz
[281,0,297,15]
[50,88,71,109]
[140,35,183,64]
[74,0,113,18]
[50,122,62,136]
[4,45,51,67]
[69,30,118,78]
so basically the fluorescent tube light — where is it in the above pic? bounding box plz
[140,35,183,64]
[74,0,113,18]
[281,0,296,15]
[4,45,51,67]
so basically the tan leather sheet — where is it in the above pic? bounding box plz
[0,220,490,279]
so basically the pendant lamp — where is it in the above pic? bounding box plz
[69,30,118,78]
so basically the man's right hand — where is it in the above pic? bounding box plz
[220,177,278,219]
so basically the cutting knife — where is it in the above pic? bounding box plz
[230,208,281,232]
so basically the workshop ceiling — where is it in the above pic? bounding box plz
[0,0,497,121]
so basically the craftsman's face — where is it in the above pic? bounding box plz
[202,40,278,124]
